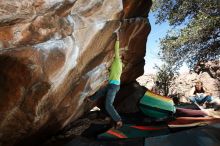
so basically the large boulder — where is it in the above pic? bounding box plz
[0,0,152,145]
[115,81,147,114]
[137,60,220,99]
[194,60,220,79]
[169,72,220,99]
[136,74,156,89]
[170,60,220,99]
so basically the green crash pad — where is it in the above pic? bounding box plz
[139,91,176,119]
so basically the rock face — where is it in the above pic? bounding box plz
[194,60,220,79]
[0,0,152,145]
[170,60,220,99]
[137,62,220,100]
[136,74,156,89]
[137,73,220,99]
[169,72,220,99]
[115,81,146,114]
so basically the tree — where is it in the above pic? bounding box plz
[154,63,176,96]
[152,0,220,69]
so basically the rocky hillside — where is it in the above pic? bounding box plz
[0,0,152,145]
[194,60,220,79]
[169,72,220,98]
[170,61,220,98]
[136,74,156,89]
[137,61,220,99]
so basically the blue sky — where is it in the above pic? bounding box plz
[144,13,170,74]
[144,13,189,74]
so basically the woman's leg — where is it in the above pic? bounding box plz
[89,85,108,101]
[105,84,121,122]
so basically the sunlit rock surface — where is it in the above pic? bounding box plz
[0,0,152,145]
[169,60,220,98]
[137,71,220,100]
[169,72,220,98]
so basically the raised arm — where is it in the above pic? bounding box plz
[114,40,120,59]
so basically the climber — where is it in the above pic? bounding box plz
[86,30,123,129]
[188,80,214,108]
